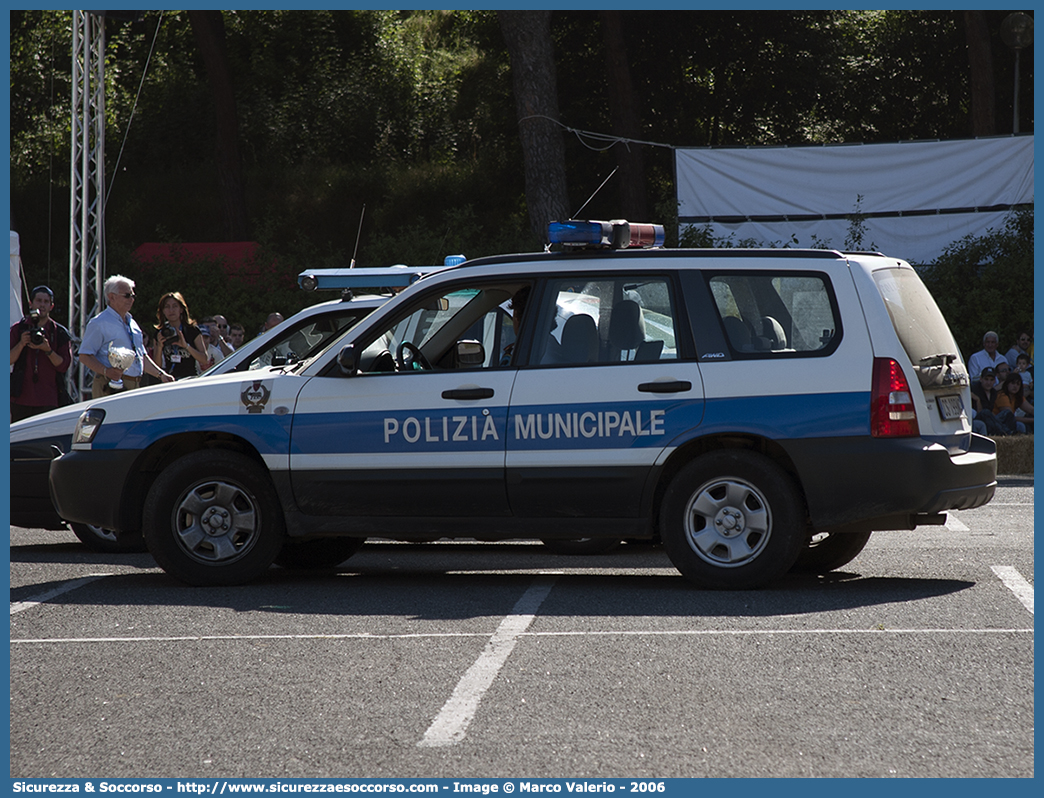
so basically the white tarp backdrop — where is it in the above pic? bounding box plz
[676,136,1034,264]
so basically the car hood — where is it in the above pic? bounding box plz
[10,399,94,443]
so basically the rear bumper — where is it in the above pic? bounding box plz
[784,433,997,532]
[49,449,143,532]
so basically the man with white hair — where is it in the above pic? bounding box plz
[79,274,174,398]
[967,330,1007,380]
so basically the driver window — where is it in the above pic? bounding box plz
[356,281,531,373]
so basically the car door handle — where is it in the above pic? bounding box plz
[442,387,495,400]
[638,380,692,394]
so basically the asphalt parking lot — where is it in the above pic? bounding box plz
[10,476,1034,779]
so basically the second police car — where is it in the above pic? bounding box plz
[49,220,997,588]
[11,266,441,551]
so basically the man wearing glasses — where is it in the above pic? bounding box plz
[1005,330,1033,370]
[79,274,174,398]
[211,314,235,357]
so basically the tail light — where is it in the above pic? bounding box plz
[871,357,920,438]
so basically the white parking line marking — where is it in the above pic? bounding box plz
[417,576,558,748]
[12,626,1031,643]
[945,513,969,532]
[10,574,112,616]
[991,566,1034,614]
[10,627,1033,645]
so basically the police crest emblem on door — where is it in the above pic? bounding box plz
[240,380,272,413]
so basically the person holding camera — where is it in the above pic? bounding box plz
[152,291,210,380]
[9,285,74,421]
[79,275,173,398]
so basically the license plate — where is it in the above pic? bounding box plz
[937,394,964,421]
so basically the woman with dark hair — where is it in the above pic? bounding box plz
[152,291,209,380]
[995,371,1034,433]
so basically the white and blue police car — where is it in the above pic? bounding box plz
[13,266,440,551]
[49,220,996,587]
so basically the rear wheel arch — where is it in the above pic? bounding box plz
[648,433,809,536]
[659,448,807,588]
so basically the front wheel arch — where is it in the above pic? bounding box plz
[121,432,268,533]
[143,448,285,585]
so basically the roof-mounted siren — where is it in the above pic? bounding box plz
[548,220,665,250]
[611,220,665,249]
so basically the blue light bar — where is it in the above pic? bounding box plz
[549,219,665,250]
[548,220,614,248]
[297,266,445,291]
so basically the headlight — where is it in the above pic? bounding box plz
[72,408,106,445]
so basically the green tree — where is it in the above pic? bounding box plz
[917,209,1034,359]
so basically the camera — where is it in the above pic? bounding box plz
[160,324,178,342]
[27,309,45,346]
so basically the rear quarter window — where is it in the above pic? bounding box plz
[871,266,966,388]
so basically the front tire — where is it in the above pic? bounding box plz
[143,450,285,586]
[70,523,147,553]
[661,451,805,589]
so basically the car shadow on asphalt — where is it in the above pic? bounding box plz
[10,539,976,620]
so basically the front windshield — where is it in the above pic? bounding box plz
[200,305,372,376]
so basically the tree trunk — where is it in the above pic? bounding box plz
[498,11,570,244]
[964,10,996,137]
[601,11,649,221]
[189,10,248,241]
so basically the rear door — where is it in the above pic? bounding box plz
[506,272,704,519]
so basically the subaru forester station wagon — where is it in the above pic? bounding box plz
[50,220,996,588]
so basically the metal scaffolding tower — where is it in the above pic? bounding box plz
[68,10,106,401]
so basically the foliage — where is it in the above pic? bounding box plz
[917,208,1034,360]
[9,9,1034,336]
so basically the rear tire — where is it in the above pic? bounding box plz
[540,538,621,555]
[70,523,147,553]
[660,451,805,589]
[143,450,285,586]
[790,530,872,574]
[275,537,365,570]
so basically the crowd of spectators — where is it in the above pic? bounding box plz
[968,328,1033,437]
[10,275,285,416]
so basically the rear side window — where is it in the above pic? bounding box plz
[708,272,840,358]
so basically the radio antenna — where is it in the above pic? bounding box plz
[572,167,618,219]
[349,204,366,268]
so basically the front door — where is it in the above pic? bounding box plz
[289,280,530,518]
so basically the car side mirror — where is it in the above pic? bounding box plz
[455,339,485,369]
[338,344,358,376]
